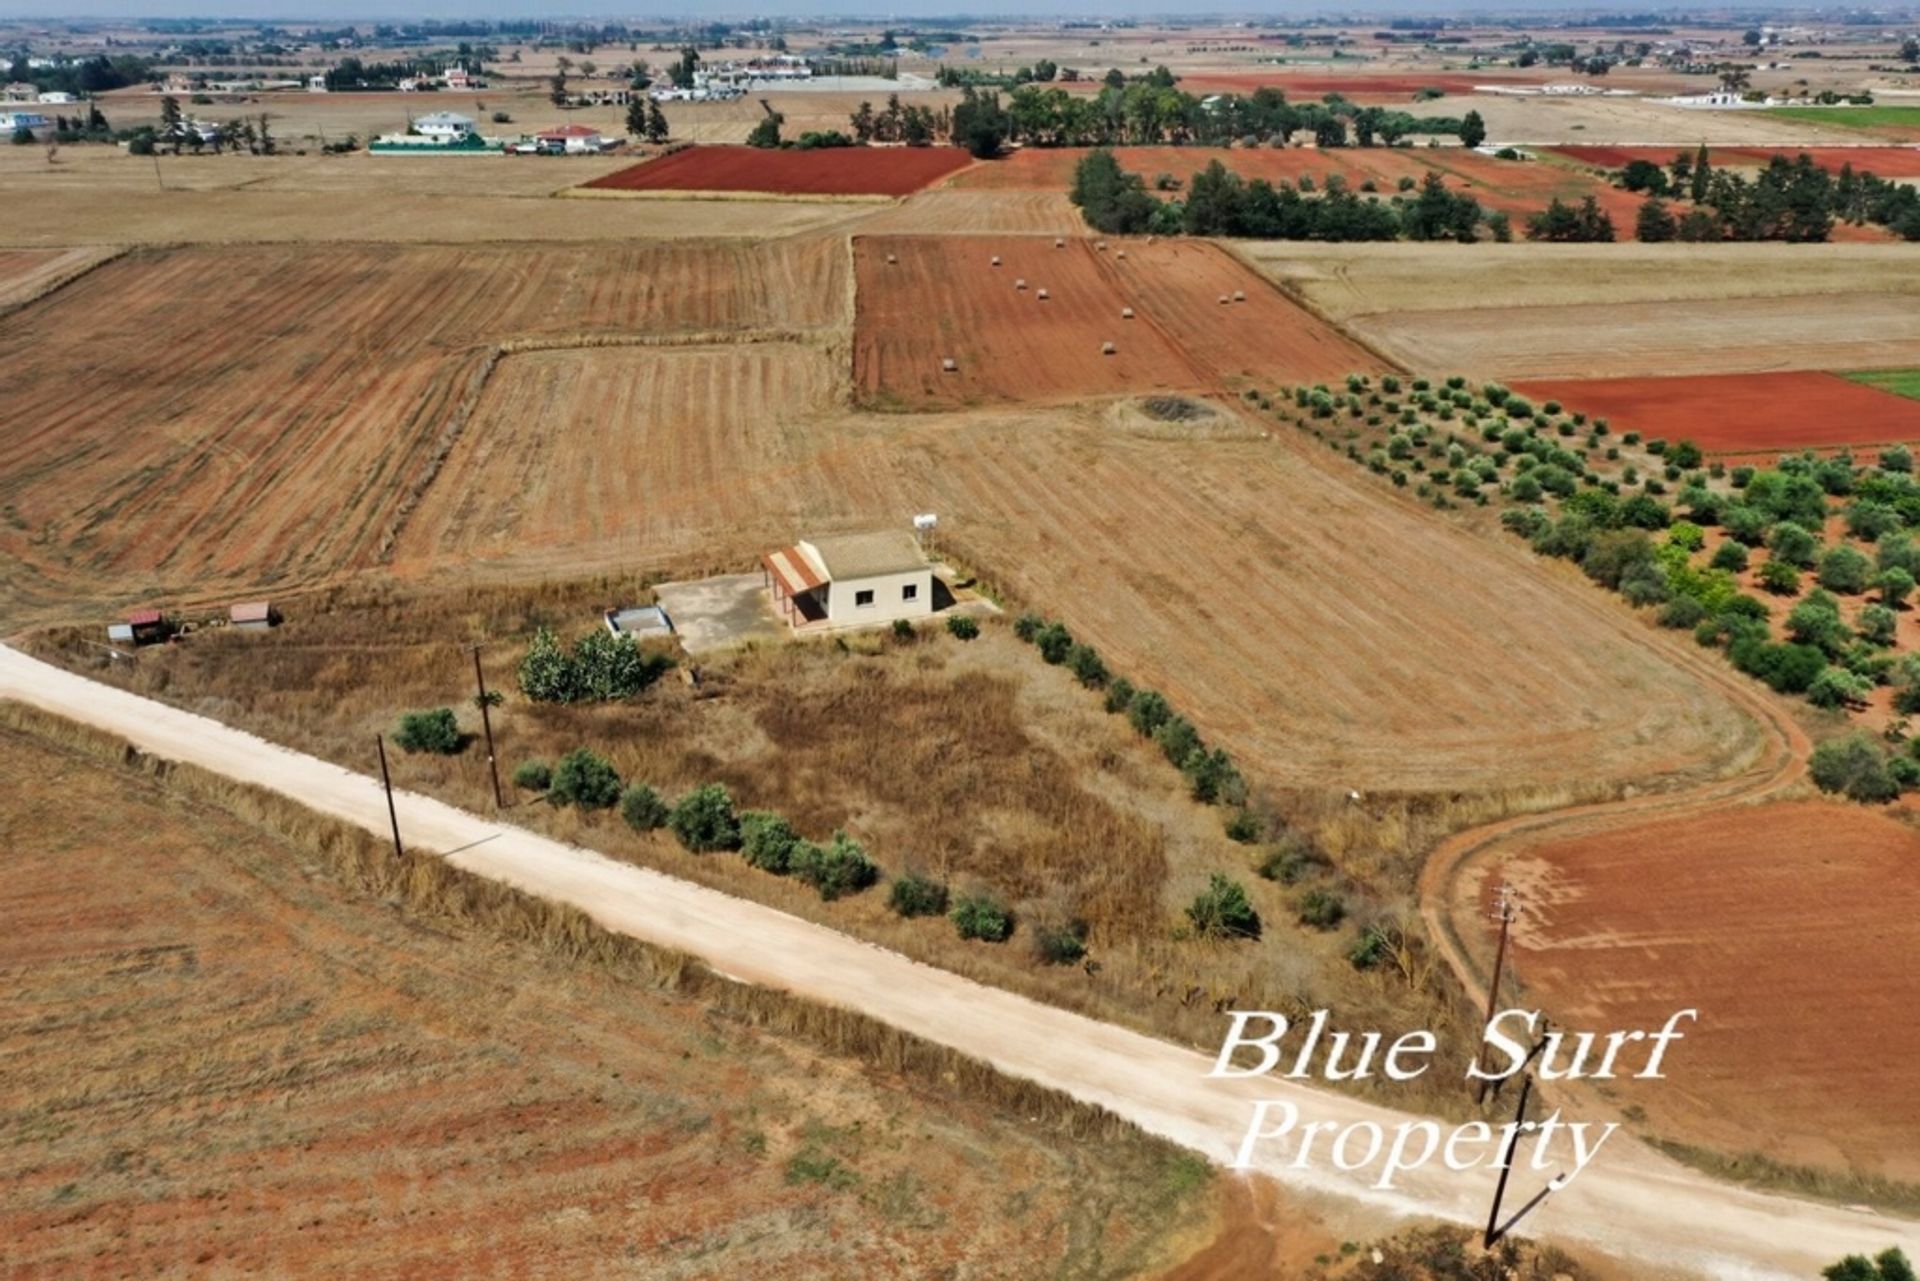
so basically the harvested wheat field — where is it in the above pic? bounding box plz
[849,189,1087,236]
[584,144,976,197]
[0,247,118,314]
[902,410,1760,793]
[950,145,1437,193]
[854,235,1383,409]
[393,343,849,577]
[0,710,1220,1279]
[0,239,847,620]
[1553,144,1920,178]
[1512,371,1920,454]
[1493,801,1920,1183]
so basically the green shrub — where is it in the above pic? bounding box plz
[1103,675,1135,714]
[518,627,674,703]
[1859,604,1899,647]
[1881,566,1916,607]
[1154,715,1202,768]
[1127,689,1172,737]
[1184,747,1245,806]
[1186,873,1261,940]
[1035,621,1075,664]
[946,614,980,640]
[793,831,879,900]
[1224,809,1263,844]
[1809,733,1900,803]
[1658,596,1708,630]
[1297,887,1346,930]
[548,748,623,810]
[1758,560,1801,595]
[1013,612,1043,642]
[393,707,464,754]
[739,810,800,872]
[512,759,551,792]
[1066,642,1109,687]
[1257,838,1321,885]
[888,871,949,917]
[669,783,742,852]
[891,618,915,642]
[951,892,1014,942]
[619,783,669,832]
[1710,541,1750,573]
[1819,544,1875,594]
[1033,921,1088,965]
[1348,925,1394,971]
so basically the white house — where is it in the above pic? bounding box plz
[2,110,52,139]
[533,122,604,153]
[414,111,475,140]
[762,529,935,629]
[37,91,75,104]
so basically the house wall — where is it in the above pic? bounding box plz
[825,569,934,625]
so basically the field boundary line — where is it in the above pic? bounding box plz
[1224,240,1410,375]
[0,245,129,322]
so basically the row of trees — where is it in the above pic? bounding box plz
[1615,146,1920,242]
[1071,150,1505,243]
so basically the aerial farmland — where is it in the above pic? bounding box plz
[2,8,1919,1280]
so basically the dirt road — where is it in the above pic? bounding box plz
[2,644,1912,1277]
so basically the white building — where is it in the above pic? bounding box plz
[2,110,52,138]
[414,111,475,140]
[533,122,605,153]
[762,529,936,630]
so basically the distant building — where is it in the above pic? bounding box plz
[307,74,329,93]
[3,82,37,102]
[125,609,169,645]
[414,110,475,140]
[37,91,75,104]
[762,529,935,629]
[534,122,605,153]
[229,601,279,631]
[1,110,52,139]
[444,66,484,91]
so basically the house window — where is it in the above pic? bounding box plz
[855,589,875,608]
[902,584,919,602]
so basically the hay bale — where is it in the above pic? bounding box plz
[991,255,1001,266]
[1037,288,1050,300]
[1101,341,1116,355]
[1116,249,1127,260]
[1015,277,1027,290]
[1218,294,1231,305]
[942,357,958,373]
[1054,237,1065,248]
[1122,307,1135,320]
[1095,240,1107,251]
[886,253,898,265]
[1233,289,1246,302]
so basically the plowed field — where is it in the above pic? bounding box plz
[0,247,116,314]
[1511,370,1920,454]
[0,239,847,618]
[853,235,1384,408]
[1498,801,1920,1181]
[1554,144,1920,178]
[584,144,976,197]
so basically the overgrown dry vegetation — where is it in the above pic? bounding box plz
[0,700,1222,1279]
[27,573,1491,1116]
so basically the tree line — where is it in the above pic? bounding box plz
[1070,148,1505,243]
[1616,145,1920,242]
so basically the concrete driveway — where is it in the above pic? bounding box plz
[652,573,783,656]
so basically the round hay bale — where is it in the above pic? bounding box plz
[1054,237,1065,248]
[1101,341,1116,355]
[1218,294,1231,305]
[941,357,958,373]
[1037,288,1050,300]
[1121,307,1135,320]
[1233,289,1246,302]
[991,255,1001,266]
[1095,241,1107,251]
[886,253,898,265]
[1015,277,1027,290]
[1116,249,1127,259]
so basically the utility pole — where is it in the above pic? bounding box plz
[376,733,403,860]
[1473,885,1520,1104]
[471,644,503,809]
[1484,1017,1558,1249]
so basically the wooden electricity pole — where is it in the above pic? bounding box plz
[376,733,403,860]
[1473,886,1520,1104]
[471,644,503,809]
[1484,1017,1557,1250]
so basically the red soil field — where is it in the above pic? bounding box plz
[1497,801,1920,1181]
[1512,370,1920,454]
[853,234,1384,408]
[1554,144,1920,178]
[583,144,976,197]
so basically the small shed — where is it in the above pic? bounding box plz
[605,604,674,639]
[126,609,168,645]
[229,601,279,631]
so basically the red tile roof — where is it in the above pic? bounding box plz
[127,609,163,626]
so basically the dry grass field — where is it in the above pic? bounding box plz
[0,708,1224,1279]
[1240,241,1920,380]
[0,247,121,314]
[0,239,848,619]
[0,148,872,247]
[393,342,849,578]
[1494,801,1920,1186]
[847,189,1087,236]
